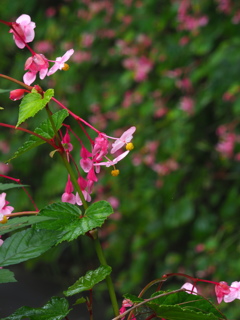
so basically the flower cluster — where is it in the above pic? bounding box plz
[182,280,240,304]
[61,127,136,206]
[8,14,74,85]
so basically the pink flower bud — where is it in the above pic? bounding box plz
[9,89,25,101]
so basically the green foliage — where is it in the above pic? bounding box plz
[0,183,29,191]
[0,228,60,267]
[36,201,113,243]
[1,297,70,320]
[0,215,54,236]
[125,291,226,320]
[64,265,112,296]
[0,268,16,284]
[16,88,54,127]
[8,109,68,162]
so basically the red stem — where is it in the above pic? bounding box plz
[51,97,100,134]
[0,123,58,148]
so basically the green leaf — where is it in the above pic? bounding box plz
[16,88,54,127]
[36,201,113,243]
[126,291,226,320]
[64,265,112,296]
[0,183,29,191]
[0,268,17,283]
[9,109,68,162]
[2,296,70,320]
[0,228,61,267]
[0,215,55,236]
[0,89,11,93]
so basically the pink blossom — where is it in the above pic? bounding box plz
[180,96,194,115]
[61,176,76,204]
[95,150,129,167]
[0,192,14,222]
[92,134,109,161]
[23,53,49,85]
[181,282,198,294]
[9,89,26,101]
[215,281,230,304]
[76,190,91,206]
[9,14,36,49]
[61,131,73,152]
[223,281,240,303]
[216,133,235,158]
[111,127,136,154]
[119,299,136,320]
[47,49,74,76]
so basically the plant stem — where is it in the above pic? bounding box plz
[92,231,119,317]
[45,105,88,210]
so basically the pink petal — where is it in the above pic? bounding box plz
[23,71,36,85]
[80,158,93,173]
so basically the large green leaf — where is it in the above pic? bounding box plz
[64,265,112,296]
[0,268,16,283]
[125,291,226,320]
[9,109,68,162]
[35,201,113,243]
[16,88,54,127]
[0,215,55,236]
[0,228,61,267]
[2,296,70,320]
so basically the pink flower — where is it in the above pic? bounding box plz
[9,14,36,49]
[111,127,136,154]
[47,49,74,76]
[23,53,49,85]
[119,299,136,320]
[95,150,129,167]
[181,282,198,295]
[180,96,194,115]
[61,176,76,204]
[224,281,240,303]
[9,89,26,101]
[0,192,14,222]
[61,131,73,152]
[215,281,230,304]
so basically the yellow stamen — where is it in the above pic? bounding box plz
[0,216,8,224]
[111,169,120,176]
[126,142,134,151]
[62,63,70,71]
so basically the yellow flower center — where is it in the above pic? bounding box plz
[111,169,120,176]
[0,216,8,224]
[62,63,70,71]
[126,142,134,151]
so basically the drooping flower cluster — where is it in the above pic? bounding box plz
[182,280,240,304]
[8,14,74,85]
[0,192,14,223]
[61,127,136,206]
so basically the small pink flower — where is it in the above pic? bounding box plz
[47,49,74,76]
[111,127,136,154]
[61,176,76,204]
[215,281,230,304]
[95,150,130,167]
[181,282,198,295]
[23,53,49,85]
[9,14,36,49]
[224,281,240,303]
[9,89,26,101]
[61,131,73,152]
[119,299,136,320]
[0,192,14,222]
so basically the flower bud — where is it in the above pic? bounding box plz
[9,89,25,101]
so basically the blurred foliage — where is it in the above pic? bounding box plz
[1,0,240,318]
